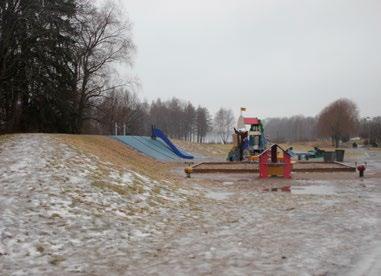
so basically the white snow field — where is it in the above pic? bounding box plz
[0,134,380,275]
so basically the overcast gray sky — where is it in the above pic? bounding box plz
[116,0,381,118]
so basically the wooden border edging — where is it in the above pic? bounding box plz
[190,161,356,174]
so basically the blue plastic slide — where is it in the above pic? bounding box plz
[152,128,194,159]
[115,136,182,161]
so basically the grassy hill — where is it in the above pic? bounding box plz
[0,134,202,274]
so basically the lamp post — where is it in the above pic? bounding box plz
[365,117,371,146]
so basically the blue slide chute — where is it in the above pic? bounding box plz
[152,128,194,159]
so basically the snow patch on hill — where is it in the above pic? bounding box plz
[0,134,195,275]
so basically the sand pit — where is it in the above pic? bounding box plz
[191,161,355,174]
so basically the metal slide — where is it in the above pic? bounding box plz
[152,128,194,159]
[114,134,194,161]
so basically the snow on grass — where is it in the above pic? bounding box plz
[0,134,197,275]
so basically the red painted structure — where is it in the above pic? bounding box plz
[243,117,260,125]
[259,151,269,178]
[259,144,292,178]
[356,164,366,177]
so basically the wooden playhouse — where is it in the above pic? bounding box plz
[259,144,292,178]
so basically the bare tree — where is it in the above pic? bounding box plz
[195,106,211,143]
[146,98,210,142]
[72,0,135,132]
[317,98,359,148]
[183,103,196,141]
[213,108,235,144]
[94,88,147,135]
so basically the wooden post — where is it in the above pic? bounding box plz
[283,152,292,178]
[271,144,277,163]
[259,151,269,178]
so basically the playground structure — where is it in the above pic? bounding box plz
[111,108,356,178]
[287,147,346,162]
[227,108,267,161]
[246,117,267,155]
[151,127,194,159]
[114,127,194,162]
[188,161,356,174]
[259,144,292,178]
[287,147,325,160]
[185,108,356,178]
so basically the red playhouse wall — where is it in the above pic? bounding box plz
[243,117,260,125]
[283,153,292,178]
[259,144,292,179]
[259,151,269,178]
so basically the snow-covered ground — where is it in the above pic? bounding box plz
[0,134,380,275]
[0,134,198,275]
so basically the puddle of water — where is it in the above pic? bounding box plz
[263,186,291,193]
[292,185,337,195]
[206,191,234,200]
[296,179,331,186]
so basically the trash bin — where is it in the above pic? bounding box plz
[335,149,345,162]
[323,151,336,162]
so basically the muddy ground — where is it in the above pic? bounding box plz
[0,135,380,275]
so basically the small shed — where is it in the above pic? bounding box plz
[259,144,292,178]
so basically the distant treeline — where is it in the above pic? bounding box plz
[264,116,318,143]
[264,107,381,147]
[97,92,381,147]
[358,117,381,146]
[91,90,212,143]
